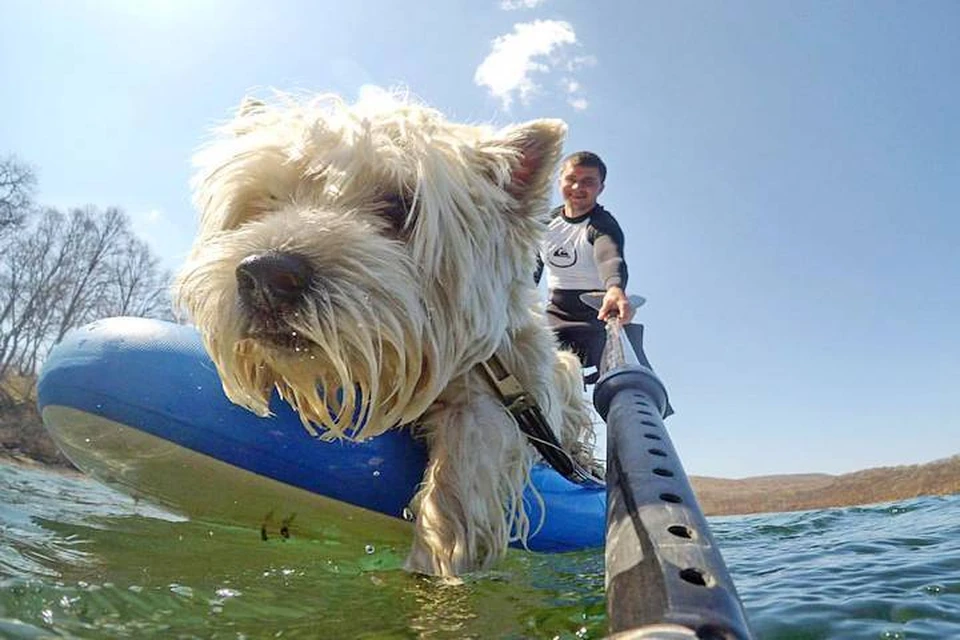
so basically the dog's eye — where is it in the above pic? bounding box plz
[375,193,414,235]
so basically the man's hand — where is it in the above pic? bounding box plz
[598,286,634,323]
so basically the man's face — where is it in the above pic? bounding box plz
[559,163,604,216]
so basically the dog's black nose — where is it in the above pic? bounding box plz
[236,252,312,307]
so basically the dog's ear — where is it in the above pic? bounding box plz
[490,119,567,207]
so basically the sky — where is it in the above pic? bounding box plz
[2,0,958,479]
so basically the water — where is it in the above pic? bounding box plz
[0,460,958,639]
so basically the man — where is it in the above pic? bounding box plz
[535,151,633,371]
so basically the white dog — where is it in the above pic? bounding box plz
[174,91,596,576]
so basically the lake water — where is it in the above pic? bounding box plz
[0,459,958,639]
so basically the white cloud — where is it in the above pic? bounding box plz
[561,75,589,111]
[499,0,548,10]
[474,20,581,110]
[566,54,597,71]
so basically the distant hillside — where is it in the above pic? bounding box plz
[691,455,960,515]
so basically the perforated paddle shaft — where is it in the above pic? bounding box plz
[595,318,754,640]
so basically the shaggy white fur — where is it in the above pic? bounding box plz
[174,90,596,576]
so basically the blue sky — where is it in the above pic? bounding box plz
[2,0,958,479]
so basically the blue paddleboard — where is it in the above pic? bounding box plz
[37,317,605,552]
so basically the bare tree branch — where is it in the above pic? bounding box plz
[0,155,36,236]
[0,204,174,381]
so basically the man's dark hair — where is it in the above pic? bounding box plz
[562,151,606,183]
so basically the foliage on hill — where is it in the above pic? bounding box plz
[0,375,71,467]
[691,455,960,515]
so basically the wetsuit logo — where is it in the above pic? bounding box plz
[548,246,577,268]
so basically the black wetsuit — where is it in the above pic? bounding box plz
[535,205,628,368]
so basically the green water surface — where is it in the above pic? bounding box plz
[1,461,958,639]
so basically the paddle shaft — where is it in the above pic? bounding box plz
[595,318,754,639]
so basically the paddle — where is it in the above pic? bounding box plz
[580,293,754,639]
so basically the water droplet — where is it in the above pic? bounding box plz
[365,544,375,554]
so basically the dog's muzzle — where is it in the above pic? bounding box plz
[236,252,313,338]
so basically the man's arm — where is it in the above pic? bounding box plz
[590,210,632,321]
[594,234,627,290]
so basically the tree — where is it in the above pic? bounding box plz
[0,154,176,405]
[47,206,132,344]
[0,205,174,394]
[0,155,36,236]
[0,208,80,379]
[101,235,174,321]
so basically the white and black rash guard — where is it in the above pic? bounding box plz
[535,204,628,296]
[534,204,629,367]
